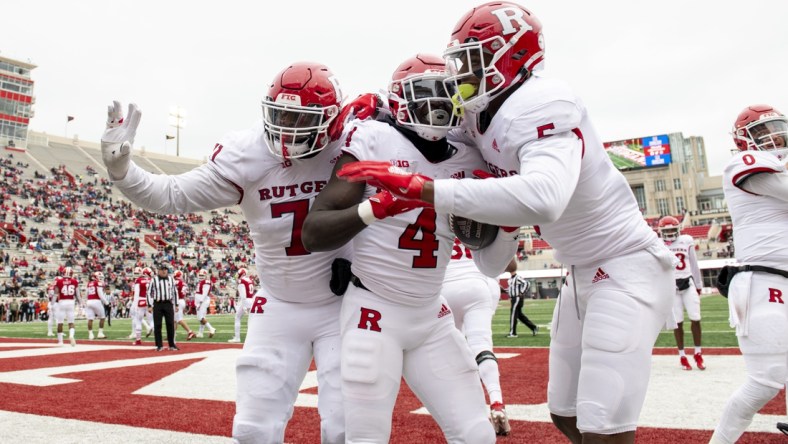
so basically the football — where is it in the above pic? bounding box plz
[450,214,499,250]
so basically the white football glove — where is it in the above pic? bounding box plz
[101,101,141,180]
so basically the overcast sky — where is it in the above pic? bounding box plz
[4,0,787,176]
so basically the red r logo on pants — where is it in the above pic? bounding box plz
[357,307,382,332]
[250,296,268,314]
[768,288,784,304]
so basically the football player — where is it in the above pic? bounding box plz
[172,269,196,340]
[85,271,108,340]
[54,267,81,346]
[100,61,352,443]
[340,4,676,442]
[46,282,56,337]
[710,104,788,444]
[128,266,152,339]
[229,268,255,343]
[131,267,153,345]
[193,268,217,338]
[443,237,512,436]
[303,54,514,443]
[658,216,705,371]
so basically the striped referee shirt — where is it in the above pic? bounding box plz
[147,276,178,305]
[507,274,529,299]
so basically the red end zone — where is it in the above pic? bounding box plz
[0,339,783,443]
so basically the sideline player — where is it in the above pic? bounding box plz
[54,267,81,347]
[100,61,352,443]
[443,237,512,436]
[340,4,675,442]
[229,268,255,343]
[131,267,153,345]
[303,54,512,443]
[46,281,56,337]
[172,269,196,340]
[710,104,788,444]
[193,269,217,338]
[657,216,705,371]
[85,271,108,340]
[128,267,152,339]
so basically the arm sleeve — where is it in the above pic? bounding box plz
[113,162,240,214]
[740,171,788,202]
[433,131,583,226]
[238,282,247,300]
[472,230,520,278]
[98,286,107,304]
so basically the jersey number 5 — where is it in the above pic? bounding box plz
[399,208,439,268]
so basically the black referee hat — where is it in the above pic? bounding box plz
[157,263,171,271]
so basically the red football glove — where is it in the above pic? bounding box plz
[369,190,431,220]
[338,160,432,201]
[697,288,702,295]
[472,169,520,233]
[328,93,380,141]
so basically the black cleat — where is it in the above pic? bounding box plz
[778,422,788,435]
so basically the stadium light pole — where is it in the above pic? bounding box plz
[168,106,186,157]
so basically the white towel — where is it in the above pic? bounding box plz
[727,271,753,337]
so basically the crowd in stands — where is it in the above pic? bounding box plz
[0,154,257,323]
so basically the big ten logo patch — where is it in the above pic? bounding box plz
[357,307,382,332]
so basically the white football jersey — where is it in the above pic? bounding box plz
[343,119,487,305]
[666,234,701,283]
[723,150,788,269]
[444,237,481,282]
[437,73,658,266]
[114,121,351,303]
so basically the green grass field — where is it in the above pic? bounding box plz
[0,294,738,349]
[493,293,738,348]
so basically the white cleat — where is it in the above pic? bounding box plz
[97,332,106,339]
[195,332,204,338]
[128,333,135,339]
[47,332,54,337]
[89,332,95,340]
[70,337,76,347]
[208,328,216,338]
[228,338,240,343]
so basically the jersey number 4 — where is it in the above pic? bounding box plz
[398,208,439,268]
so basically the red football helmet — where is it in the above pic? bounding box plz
[731,104,788,160]
[262,62,344,160]
[236,268,247,279]
[142,267,153,277]
[443,1,544,113]
[658,216,681,242]
[389,54,461,141]
[173,270,183,280]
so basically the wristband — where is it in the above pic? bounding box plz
[357,200,376,225]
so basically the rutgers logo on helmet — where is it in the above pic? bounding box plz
[388,54,461,141]
[658,216,681,242]
[261,62,343,160]
[444,1,544,114]
[173,270,183,280]
[731,104,788,160]
[197,269,209,279]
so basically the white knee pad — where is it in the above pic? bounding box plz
[233,352,291,444]
[714,377,782,444]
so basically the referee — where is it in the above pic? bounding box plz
[147,263,179,351]
[506,259,538,338]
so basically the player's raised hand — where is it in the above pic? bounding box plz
[337,160,432,201]
[328,93,381,141]
[101,101,141,180]
[358,190,432,224]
